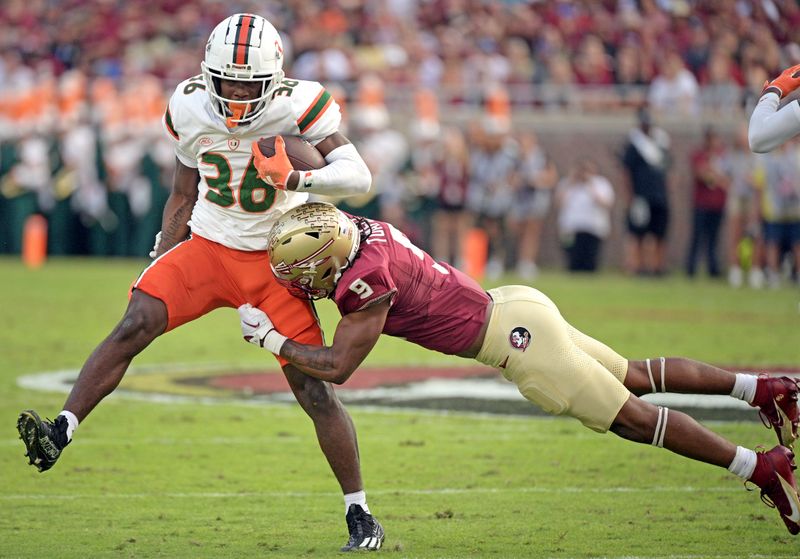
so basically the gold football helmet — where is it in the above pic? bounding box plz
[268,202,360,299]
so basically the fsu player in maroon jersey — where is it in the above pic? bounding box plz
[239,202,800,536]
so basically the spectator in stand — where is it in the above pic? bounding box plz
[503,37,538,104]
[683,22,711,77]
[541,53,579,111]
[574,34,614,86]
[555,158,615,273]
[648,50,699,117]
[573,34,616,110]
[291,34,355,84]
[437,28,469,105]
[511,130,559,280]
[685,127,730,279]
[620,108,672,277]
[349,75,408,227]
[699,49,743,114]
[744,62,771,109]
[613,43,649,109]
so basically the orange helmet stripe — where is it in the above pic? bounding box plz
[233,14,254,65]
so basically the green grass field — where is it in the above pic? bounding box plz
[1,257,799,558]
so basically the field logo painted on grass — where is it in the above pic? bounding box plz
[16,364,800,419]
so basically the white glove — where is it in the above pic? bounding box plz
[238,303,287,354]
[148,231,162,259]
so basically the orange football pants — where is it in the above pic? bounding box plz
[132,234,322,366]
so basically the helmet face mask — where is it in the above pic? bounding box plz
[201,13,285,126]
[268,203,361,300]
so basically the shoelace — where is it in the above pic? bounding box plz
[759,408,783,430]
[760,487,777,510]
[347,519,365,544]
[49,416,70,449]
[349,510,377,539]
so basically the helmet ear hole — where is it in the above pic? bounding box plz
[305,231,320,239]
[321,268,332,280]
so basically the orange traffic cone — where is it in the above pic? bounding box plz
[22,214,48,269]
[462,228,488,281]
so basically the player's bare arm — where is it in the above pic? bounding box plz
[155,160,199,257]
[240,298,390,384]
[313,131,351,157]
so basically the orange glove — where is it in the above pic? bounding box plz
[762,64,800,98]
[251,135,294,190]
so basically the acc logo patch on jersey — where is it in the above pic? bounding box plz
[199,136,213,146]
[228,138,240,150]
[509,327,531,352]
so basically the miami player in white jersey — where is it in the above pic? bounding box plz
[749,63,800,153]
[17,13,384,551]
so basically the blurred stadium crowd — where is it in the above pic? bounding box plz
[1,0,799,284]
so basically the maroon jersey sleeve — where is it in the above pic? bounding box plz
[332,217,491,356]
[335,264,398,314]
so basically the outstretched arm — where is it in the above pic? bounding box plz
[749,65,800,153]
[239,298,390,384]
[749,93,800,153]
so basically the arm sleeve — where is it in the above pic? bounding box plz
[748,92,800,153]
[296,143,372,196]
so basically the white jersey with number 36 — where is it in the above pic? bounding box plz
[163,75,341,251]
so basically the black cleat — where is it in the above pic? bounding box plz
[17,410,70,472]
[340,504,384,552]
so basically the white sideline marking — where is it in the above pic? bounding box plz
[0,485,744,500]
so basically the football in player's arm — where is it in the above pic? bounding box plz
[18,13,383,552]
[239,201,800,536]
[749,63,800,153]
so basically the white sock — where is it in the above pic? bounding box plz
[344,490,369,514]
[727,446,757,480]
[730,374,758,404]
[59,410,79,442]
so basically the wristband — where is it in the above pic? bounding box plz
[263,329,288,354]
